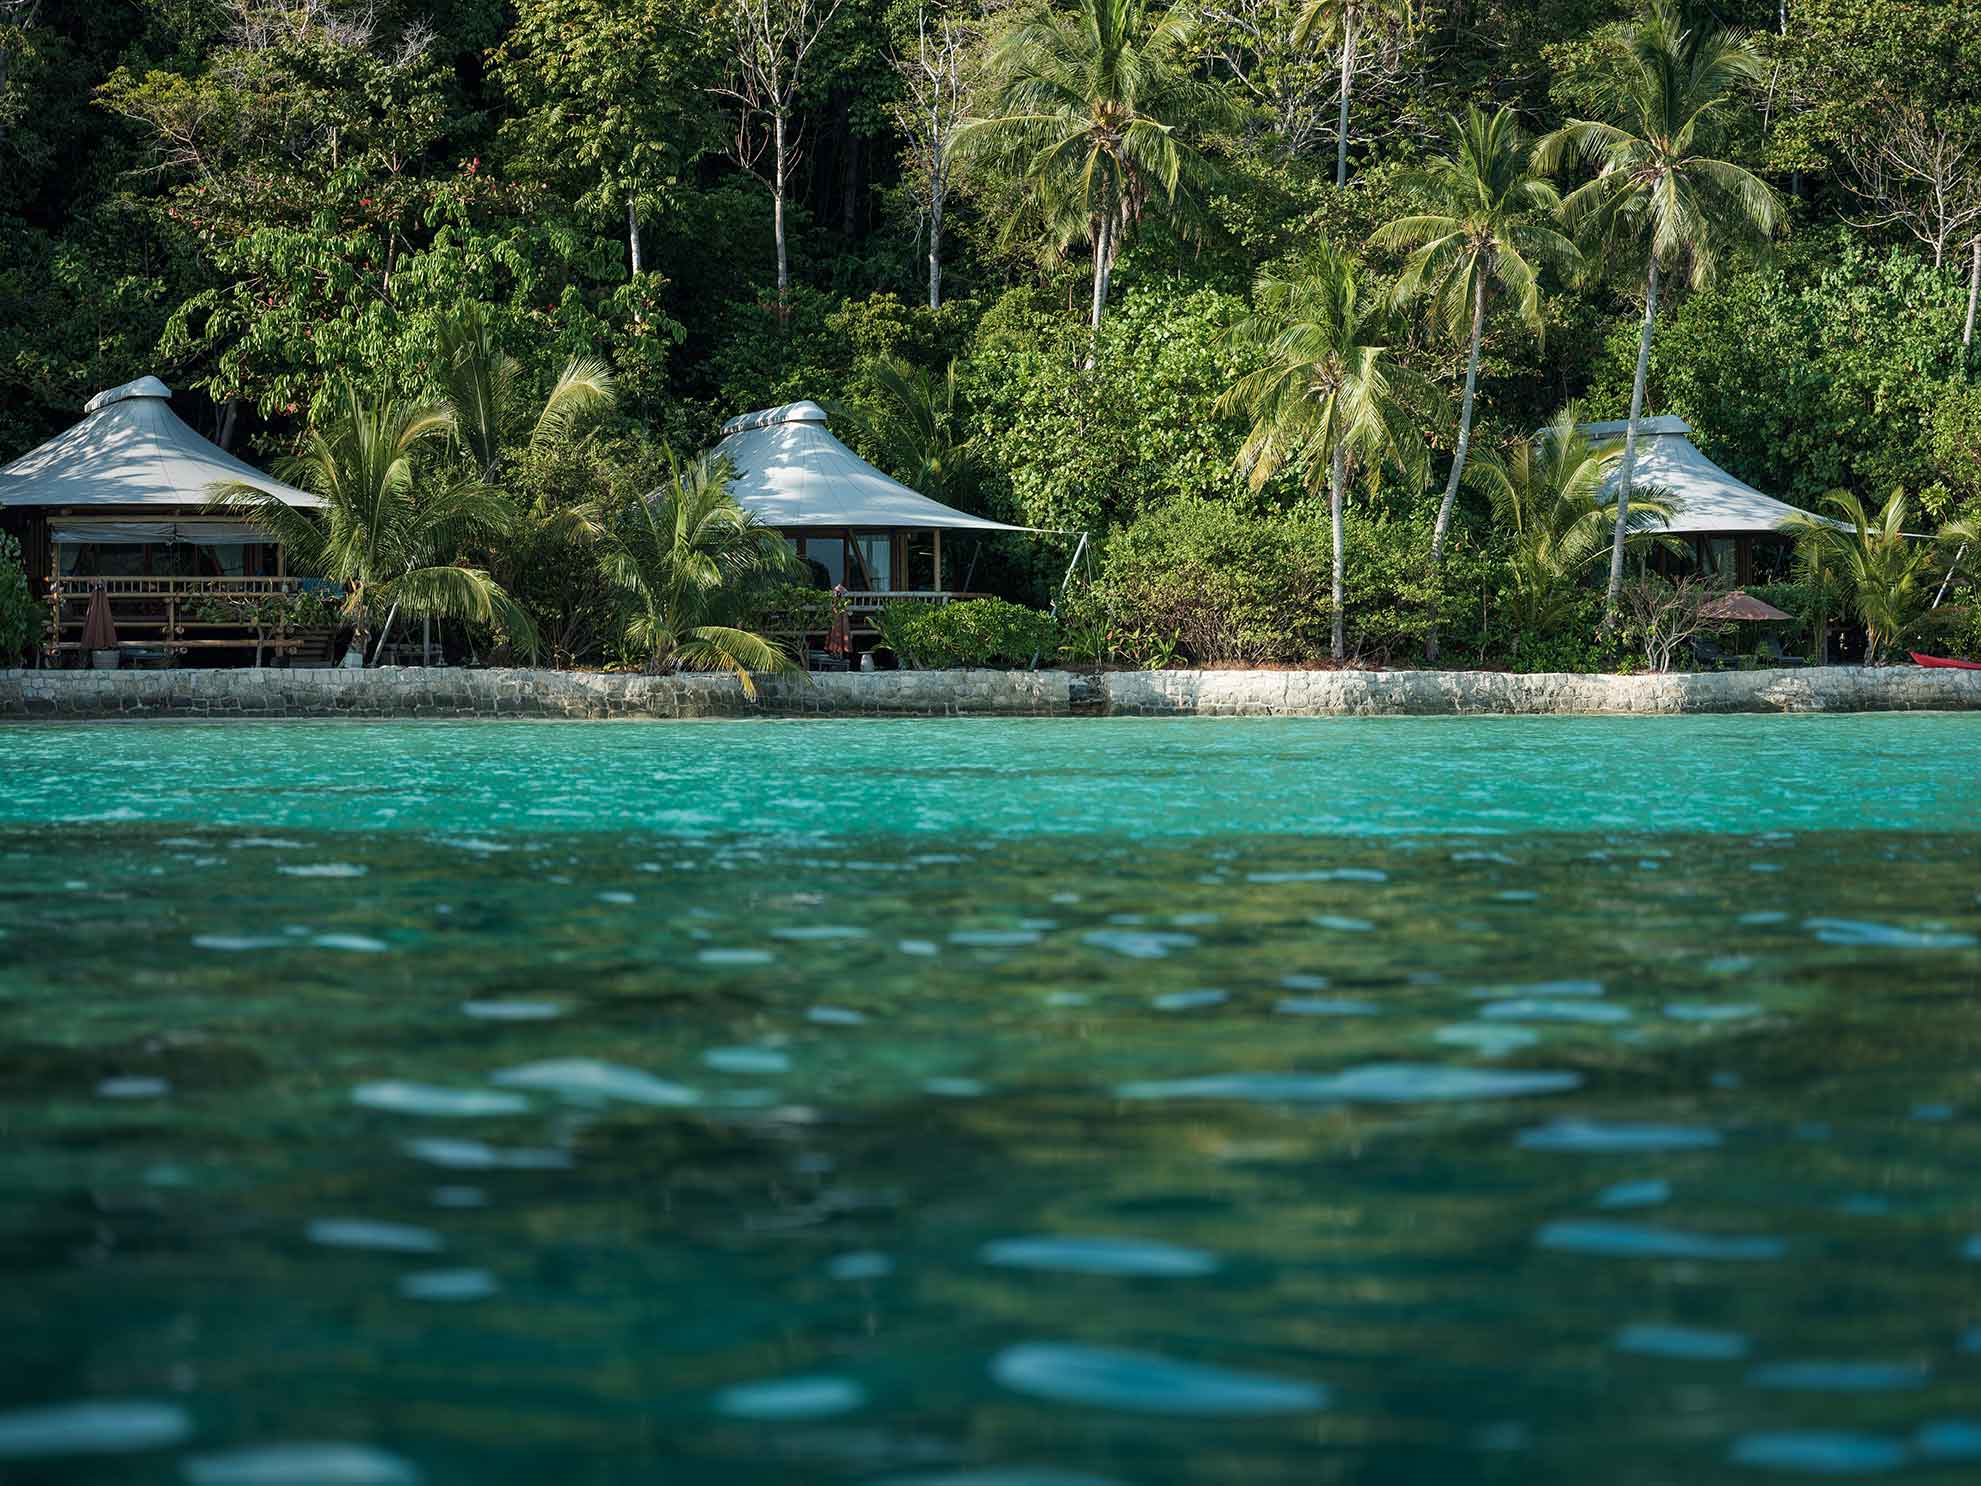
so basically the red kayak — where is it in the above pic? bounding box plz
[1910,652,1981,670]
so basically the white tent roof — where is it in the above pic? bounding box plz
[1586,416,1816,535]
[0,377,322,512]
[711,401,1035,532]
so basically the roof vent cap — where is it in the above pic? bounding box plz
[84,377,173,414]
[721,400,830,437]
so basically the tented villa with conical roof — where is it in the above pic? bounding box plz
[1589,416,1824,585]
[711,401,1044,611]
[0,378,329,665]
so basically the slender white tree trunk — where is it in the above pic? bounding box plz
[1426,271,1487,662]
[929,201,943,310]
[1335,12,1357,188]
[1330,442,1348,661]
[1608,259,1661,621]
[1964,236,1979,352]
[1089,211,1114,334]
[370,600,401,666]
[772,110,790,315]
[627,196,643,278]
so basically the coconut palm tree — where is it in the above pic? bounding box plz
[1292,0,1414,187]
[860,356,981,509]
[434,304,616,485]
[212,383,537,665]
[1372,103,1579,660]
[1783,491,1944,664]
[962,0,1225,336]
[1464,406,1674,656]
[585,453,800,697]
[1218,242,1430,660]
[432,304,616,663]
[1535,0,1779,621]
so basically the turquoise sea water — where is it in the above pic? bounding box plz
[1,715,1979,1484]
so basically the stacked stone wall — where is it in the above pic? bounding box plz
[3,664,1977,721]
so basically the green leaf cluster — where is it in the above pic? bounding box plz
[0,532,36,665]
[877,596,1059,669]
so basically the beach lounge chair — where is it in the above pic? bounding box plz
[1755,635,1804,667]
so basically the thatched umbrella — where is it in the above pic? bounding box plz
[1698,590,1792,622]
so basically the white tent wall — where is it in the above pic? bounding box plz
[711,402,1039,534]
[1586,417,1822,535]
[0,378,322,513]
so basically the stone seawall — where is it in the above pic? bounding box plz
[2,664,1978,721]
[0,666,1073,720]
[1101,665,1981,716]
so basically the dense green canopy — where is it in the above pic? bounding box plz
[3,0,1978,668]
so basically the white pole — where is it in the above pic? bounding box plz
[1932,544,1967,609]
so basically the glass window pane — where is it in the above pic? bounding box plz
[804,537,846,587]
[854,536,893,592]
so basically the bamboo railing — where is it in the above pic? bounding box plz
[44,576,333,662]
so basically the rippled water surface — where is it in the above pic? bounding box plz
[1,715,1979,1485]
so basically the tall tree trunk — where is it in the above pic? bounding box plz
[773,110,790,317]
[1330,442,1347,661]
[1607,259,1661,622]
[627,196,643,278]
[1964,236,1979,354]
[216,398,240,452]
[1087,211,1114,366]
[929,200,943,309]
[370,601,401,666]
[1335,12,1357,188]
[1426,270,1487,662]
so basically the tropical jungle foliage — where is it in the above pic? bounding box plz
[0,532,36,664]
[5,0,1981,669]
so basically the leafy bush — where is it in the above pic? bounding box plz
[743,582,836,636]
[1924,579,1981,661]
[962,279,1260,535]
[1499,624,1634,675]
[186,590,345,629]
[0,532,35,665]
[1078,499,1452,666]
[879,597,1058,669]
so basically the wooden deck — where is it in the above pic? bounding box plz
[45,576,339,664]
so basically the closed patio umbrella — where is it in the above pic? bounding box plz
[1698,591,1792,622]
[81,581,118,651]
[825,584,852,657]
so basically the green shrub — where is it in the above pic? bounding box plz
[1079,499,1451,666]
[745,582,835,636]
[0,532,37,665]
[186,589,346,629]
[1919,578,1981,661]
[880,597,1058,669]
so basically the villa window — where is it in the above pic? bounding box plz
[851,534,893,592]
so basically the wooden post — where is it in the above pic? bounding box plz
[932,528,943,594]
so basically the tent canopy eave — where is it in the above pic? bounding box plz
[710,403,1052,536]
[1583,416,1829,535]
[0,377,323,514]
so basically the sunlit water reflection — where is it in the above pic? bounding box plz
[1,716,1979,1484]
